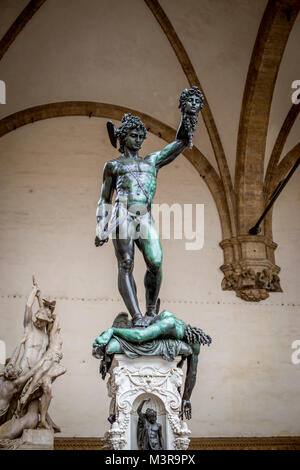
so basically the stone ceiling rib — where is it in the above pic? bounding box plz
[0,0,47,61]
[235,0,299,234]
[275,143,300,184]
[264,104,300,197]
[264,143,300,240]
[144,0,237,238]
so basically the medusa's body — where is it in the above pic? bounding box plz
[93,310,211,419]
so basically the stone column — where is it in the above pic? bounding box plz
[103,355,191,450]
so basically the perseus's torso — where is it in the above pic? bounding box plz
[112,156,157,207]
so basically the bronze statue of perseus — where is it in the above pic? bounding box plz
[95,87,204,326]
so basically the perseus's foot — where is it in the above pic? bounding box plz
[132,316,146,327]
[145,298,160,318]
[132,315,158,327]
[144,314,161,326]
[145,310,156,318]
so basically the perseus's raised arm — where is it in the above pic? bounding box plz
[96,162,114,231]
[148,119,189,171]
[149,85,204,170]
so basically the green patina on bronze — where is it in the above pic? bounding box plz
[92,310,211,420]
[95,87,204,326]
[93,88,209,420]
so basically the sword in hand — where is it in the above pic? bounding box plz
[94,212,128,247]
[95,227,109,247]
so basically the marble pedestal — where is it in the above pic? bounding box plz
[18,429,54,450]
[0,429,54,450]
[103,354,191,450]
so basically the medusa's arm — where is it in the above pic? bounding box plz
[181,343,200,420]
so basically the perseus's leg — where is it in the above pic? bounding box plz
[136,215,162,316]
[113,223,143,324]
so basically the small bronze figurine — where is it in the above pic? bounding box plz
[137,398,164,450]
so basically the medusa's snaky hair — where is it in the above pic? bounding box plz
[116,113,147,153]
[184,324,212,346]
[178,86,204,111]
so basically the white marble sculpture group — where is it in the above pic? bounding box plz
[0,278,66,449]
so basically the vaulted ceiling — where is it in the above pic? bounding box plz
[0,0,298,174]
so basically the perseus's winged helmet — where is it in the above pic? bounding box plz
[106,120,118,148]
[106,114,147,153]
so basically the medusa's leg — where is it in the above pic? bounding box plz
[106,338,122,355]
[93,328,114,347]
[93,313,177,347]
[112,315,176,343]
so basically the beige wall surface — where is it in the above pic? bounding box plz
[0,117,299,437]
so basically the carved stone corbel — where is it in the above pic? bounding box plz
[220,234,282,301]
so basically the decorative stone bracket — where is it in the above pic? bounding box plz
[220,234,282,301]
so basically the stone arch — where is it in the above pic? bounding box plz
[0,101,230,239]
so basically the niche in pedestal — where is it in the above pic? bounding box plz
[130,393,166,450]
